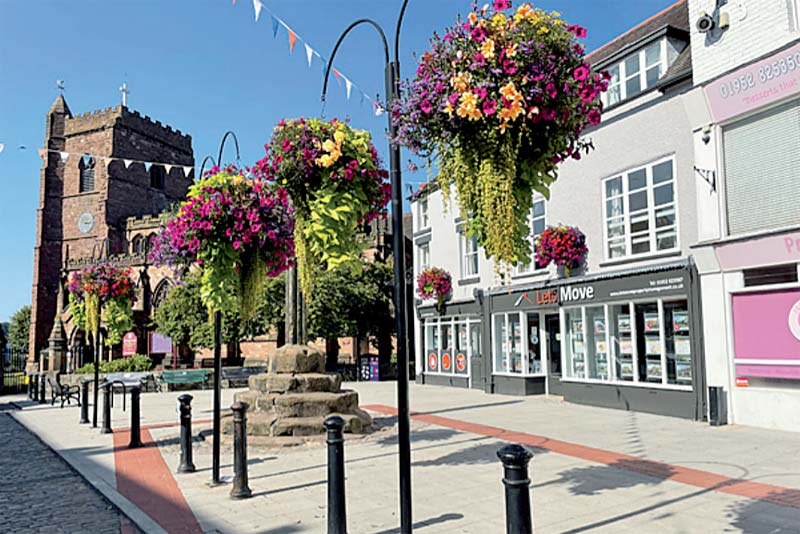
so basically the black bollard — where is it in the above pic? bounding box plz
[177,394,196,473]
[101,382,113,434]
[230,402,252,499]
[497,444,534,534]
[129,386,143,448]
[27,374,34,399]
[324,416,347,534]
[80,380,91,424]
[31,374,39,402]
[39,374,47,405]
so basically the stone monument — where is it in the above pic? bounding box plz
[226,344,372,437]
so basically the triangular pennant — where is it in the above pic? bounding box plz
[345,78,353,100]
[164,164,173,174]
[288,30,297,53]
[0,143,5,153]
[59,151,69,162]
[123,159,133,169]
[144,162,152,172]
[271,15,280,38]
[38,149,46,160]
[360,91,365,107]
[333,68,342,85]
[321,59,329,77]
[183,166,193,177]
[253,0,262,21]
[305,43,314,67]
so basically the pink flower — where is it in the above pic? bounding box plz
[482,99,497,115]
[473,86,488,100]
[502,59,517,75]
[493,0,511,10]
[472,53,486,68]
[567,25,588,39]
[545,83,558,99]
[471,26,487,42]
[420,99,433,114]
[587,108,601,126]
[573,65,590,81]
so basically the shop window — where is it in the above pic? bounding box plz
[515,198,547,276]
[603,156,677,260]
[79,155,95,193]
[586,306,610,380]
[600,39,665,108]
[493,312,530,374]
[418,198,430,229]
[527,313,542,374]
[424,316,478,376]
[743,264,798,287]
[610,304,635,382]
[564,308,585,379]
[417,242,430,272]
[459,230,480,280]
[664,300,692,385]
[635,302,662,383]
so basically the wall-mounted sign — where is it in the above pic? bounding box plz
[715,232,800,270]
[122,332,137,356]
[428,352,437,370]
[705,41,800,123]
[456,353,467,372]
[442,353,451,371]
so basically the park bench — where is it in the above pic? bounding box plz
[104,372,154,392]
[221,366,266,388]
[47,376,80,408]
[156,369,210,392]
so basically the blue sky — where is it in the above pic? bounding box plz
[0,0,678,321]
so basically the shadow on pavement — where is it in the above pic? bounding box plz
[377,427,458,446]
[413,440,546,467]
[726,488,800,533]
[415,400,525,416]
[534,458,675,496]
[373,513,465,533]
[250,478,326,498]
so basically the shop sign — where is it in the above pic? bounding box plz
[442,353,452,371]
[789,299,800,342]
[428,352,438,370]
[716,232,800,270]
[705,41,800,123]
[735,377,750,387]
[122,332,137,356]
[456,353,467,372]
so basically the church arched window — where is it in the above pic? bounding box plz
[150,165,166,189]
[79,155,95,193]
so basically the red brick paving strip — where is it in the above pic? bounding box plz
[113,429,204,534]
[363,404,800,510]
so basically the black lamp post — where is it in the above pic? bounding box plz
[321,2,412,531]
[209,131,241,486]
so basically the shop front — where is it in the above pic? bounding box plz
[418,300,483,390]
[486,261,706,419]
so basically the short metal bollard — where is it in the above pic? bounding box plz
[230,402,252,499]
[31,374,39,402]
[38,374,47,405]
[101,382,113,434]
[27,374,34,399]
[497,444,534,534]
[79,380,91,424]
[177,394,196,473]
[129,386,143,448]
[324,415,347,534]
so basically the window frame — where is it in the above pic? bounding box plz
[600,39,666,108]
[458,227,480,280]
[601,155,679,261]
[149,165,166,190]
[79,155,96,193]
[491,311,546,377]
[423,316,478,378]
[514,196,547,276]
[418,198,430,229]
[417,242,430,272]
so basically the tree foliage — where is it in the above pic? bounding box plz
[7,305,31,353]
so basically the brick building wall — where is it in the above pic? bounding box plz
[689,0,799,84]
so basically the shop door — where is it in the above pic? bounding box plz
[469,322,484,389]
[545,314,563,395]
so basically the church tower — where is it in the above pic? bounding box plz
[28,96,194,369]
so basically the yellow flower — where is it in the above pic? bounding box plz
[481,39,496,60]
[444,102,454,116]
[334,130,346,144]
[499,81,519,101]
[322,139,336,152]
[450,72,470,93]
[538,25,550,35]
[491,13,507,29]
[457,92,481,121]
[506,43,518,58]
[468,12,478,25]
[498,120,510,133]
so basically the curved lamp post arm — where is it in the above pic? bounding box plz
[394,0,410,64]
[198,155,217,179]
[321,19,390,108]
[217,130,241,169]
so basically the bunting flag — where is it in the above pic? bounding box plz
[0,143,4,154]
[59,151,69,162]
[345,78,353,100]
[287,29,297,53]
[164,164,173,174]
[253,0,262,21]
[144,162,152,172]
[271,15,280,38]
[9,146,200,176]
[123,159,133,169]
[333,68,341,85]
[183,165,193,176]
[305,43,314,67]
[38,149,46,160]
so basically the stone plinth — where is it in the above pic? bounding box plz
[226,344,372,437]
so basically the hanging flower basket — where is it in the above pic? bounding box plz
[535,225,588,277]
[67,263,137,346]
[417,267,453,313]
[392,1,607,275]
[257,118,391,297]
[150,166,295,319]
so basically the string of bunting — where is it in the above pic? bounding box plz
[32,147,198,176]
[238,0,385,116]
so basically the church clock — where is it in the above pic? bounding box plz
[77,212,94,234]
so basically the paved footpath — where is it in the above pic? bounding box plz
[9,384,800,533]
[0,404,138,534]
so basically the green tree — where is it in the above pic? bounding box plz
[153,274,240,350]
[240,273,285,342]
[7,305,31,353]
[307,262,394,370]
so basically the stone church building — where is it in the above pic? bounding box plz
[28,95,194,372]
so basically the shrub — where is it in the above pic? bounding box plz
[73,354,154,374]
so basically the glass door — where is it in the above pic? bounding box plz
[527,313,542,374]
[545,314,563,395]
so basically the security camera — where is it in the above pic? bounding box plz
[697,11,715,33]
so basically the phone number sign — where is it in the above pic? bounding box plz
[705,41,800,123]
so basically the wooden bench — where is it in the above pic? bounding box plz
[156,369,210,392]
[47,376,80,408]
[221,366,266,388]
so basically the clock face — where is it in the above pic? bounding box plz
[78,212,94,234]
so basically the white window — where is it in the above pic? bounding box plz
[515,198,546,275]
[492,311,544,376]
[418,198,430,229]
[792,0,800,32]
[601,40,665,107]
[603,156,678,260]
[417,242,430,271]
[424,316,479,376]
[460,230,479,279]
